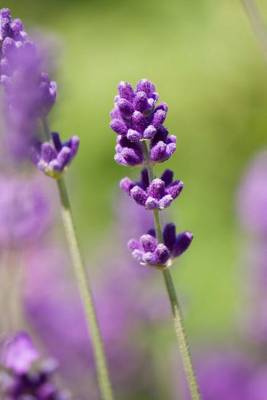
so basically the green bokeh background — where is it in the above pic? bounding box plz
[5,0,267,342]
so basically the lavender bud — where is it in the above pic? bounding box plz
[133,91,150,113]
[34,132,80,179]
[127,129,142,142]
[110,118,128,135]
[130,186,147,206]
[172,231,193,257]
[117,98,134,118]
[140,234,157,252]
[118,81,134,101]
[143,125,157,139]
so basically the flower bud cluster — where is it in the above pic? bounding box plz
[110,79,193,269]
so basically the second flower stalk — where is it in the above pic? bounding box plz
[110,79,201,399]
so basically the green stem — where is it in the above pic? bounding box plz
[57,178,114,400]
[42,120,114,400]
[142,141,201,400]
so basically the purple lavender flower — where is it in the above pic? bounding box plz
[114,135,144,166]
[1,332,39,374]
[0,8,57,162]
[33,132,80,179]
[110,79,176,166]
[128,223,193,268]
[237,151,267,236]
[0,332,71,400]
[186,352,254,400]
[0,174,53,249]
[120,168,183,210]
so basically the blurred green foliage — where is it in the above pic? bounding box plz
[5,0,267,341]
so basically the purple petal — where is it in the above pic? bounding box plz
[127,129,142,142]
[52,132,62,152]
[163,223,176,252]
[110,118,128,135]
[136,79,156,97]
[120,177,134,193]
[172,231,193,257]
[140,169,149,189]
[118,81,134,101]
[152,109,166,128]
[145,196,159,209]
[158,195,173,209]
[41,143,56,163]
[132,111,147,132]
[154,244,170,265]
[130,186,148,206]
[133,91,150,113]
[150,141,167,162]
[166,180,183,199]
[117,98,134,118]
[160,169,173,185]
[140,234,157,252]
[128,238,140,251]
[147,178,165,200]
[143,125,157,139]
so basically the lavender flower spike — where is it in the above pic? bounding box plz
[128,223,193,269]
[110,79,176,166]
[121,168,183,210]
[0,332,71,399]
[34,132,80,179]
[110,79,200,399]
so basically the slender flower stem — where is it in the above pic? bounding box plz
[142,141,201,400]
[42,120,114,400]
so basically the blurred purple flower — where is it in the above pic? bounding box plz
[184,352,253,400]
[33,132,80,179]
[237,151,267,236]
[0,8,57,162]
[0,331,71,400]
[0,174,53,249]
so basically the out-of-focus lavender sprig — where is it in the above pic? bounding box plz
[0,332,71,399]
[0,8,113,400]
[0,8,57,162]
[237,151,267,344]
[33,132,80,179]
[0,174,53,250]
[110,79,200,399]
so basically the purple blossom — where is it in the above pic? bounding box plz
[110,79,176,166]
[0,332,71,400]
[187,352,254,400]
[128,223,193,268]
[33,132,80,179]
[1,332,39,374]
[0,8,57,162]
[237,151,267,236]
[114,135,144,166]
[0,174,53,249]
[120,168,183,210]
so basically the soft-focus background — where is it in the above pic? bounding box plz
[2,0,267,398]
